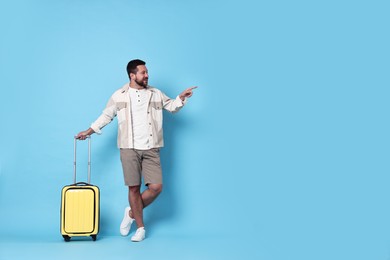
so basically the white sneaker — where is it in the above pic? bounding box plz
[131,227,146,242]
[120,206,134,236]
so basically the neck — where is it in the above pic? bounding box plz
[129,82,145,90]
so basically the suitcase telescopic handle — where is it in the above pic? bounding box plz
[73,136,91,184]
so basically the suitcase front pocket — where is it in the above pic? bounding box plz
[63,188,96,234]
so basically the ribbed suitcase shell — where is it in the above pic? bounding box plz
[61,183,99,239]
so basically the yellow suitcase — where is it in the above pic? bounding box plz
[60,137,100,241]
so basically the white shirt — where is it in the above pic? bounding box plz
[128,87,150,150]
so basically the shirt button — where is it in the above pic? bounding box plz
[150,134,152,136]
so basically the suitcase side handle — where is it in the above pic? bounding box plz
[73,136,91,184]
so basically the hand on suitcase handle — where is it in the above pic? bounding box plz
[75,134,90,140]
[75,128,95,140]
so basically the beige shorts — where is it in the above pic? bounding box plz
[119,148,162,186]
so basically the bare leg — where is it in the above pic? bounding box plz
[129,185,144,228]
[142,184,163,207]
[128,184,162,227]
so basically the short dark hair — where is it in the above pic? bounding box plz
[126,59,146,78]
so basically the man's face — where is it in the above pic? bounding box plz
[132,65,149,87]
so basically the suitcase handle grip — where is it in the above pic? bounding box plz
[74,182,91,186]
[73,136,91,184]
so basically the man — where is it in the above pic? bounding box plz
[76,59,196,242]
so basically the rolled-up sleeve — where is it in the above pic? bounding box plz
[90,98,117,134]
[161,91,186,113]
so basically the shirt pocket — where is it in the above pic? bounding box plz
[150,101,163,110]
[116,102,128,123]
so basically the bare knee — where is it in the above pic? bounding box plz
[129,185,141,194]
[148,184,162,195]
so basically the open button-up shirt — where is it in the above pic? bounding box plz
[90,83,186,149]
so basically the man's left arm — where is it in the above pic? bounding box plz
[162,86,197,113]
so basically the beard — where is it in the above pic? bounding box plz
[135,78,148,88]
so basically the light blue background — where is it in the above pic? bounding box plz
[0,0,389,259]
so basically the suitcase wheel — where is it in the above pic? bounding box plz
[63,235,71,242]
[91,235,97,241]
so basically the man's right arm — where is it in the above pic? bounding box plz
[75,96,117,140]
